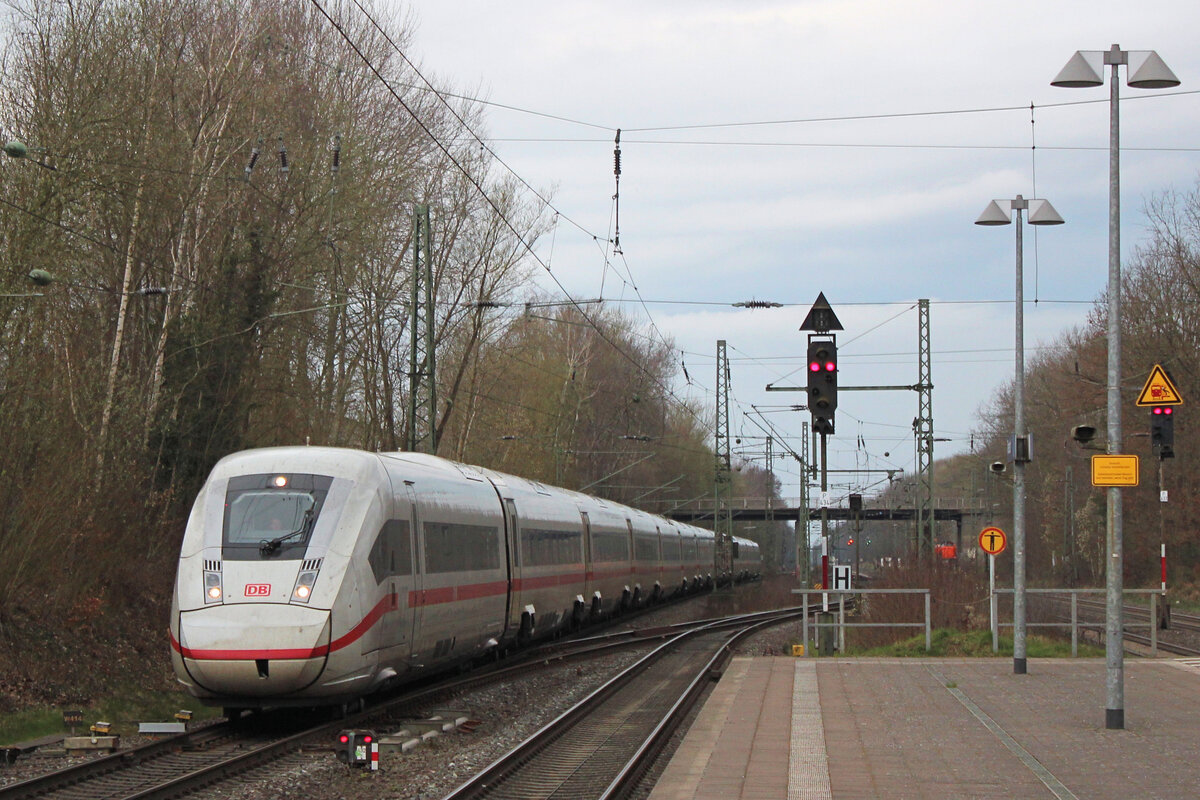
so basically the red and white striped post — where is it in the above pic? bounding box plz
[1161,544,1167,594]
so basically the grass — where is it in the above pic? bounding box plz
[1168,597,1200,615]
[0,681,222,746]
[836,628,1106,658]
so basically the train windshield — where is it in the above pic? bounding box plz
[222,474,332,560]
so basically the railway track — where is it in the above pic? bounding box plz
[1035,593,1200,656]
[0,602,810,800]
[0,716,316,800]
[440,607,807,800]
[1122,630,1200,656]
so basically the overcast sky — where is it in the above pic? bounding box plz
[383,0,1200,502]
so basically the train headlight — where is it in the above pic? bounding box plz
[203,571,223,603]
[292,571,318,603]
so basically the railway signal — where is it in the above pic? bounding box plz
[337,729,378,769]
[1150,406,1175,459]
[807,339,837,434]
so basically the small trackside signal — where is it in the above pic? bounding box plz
[336,729,378,769]
[1150,406,1175,459]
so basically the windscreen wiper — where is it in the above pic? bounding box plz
[259,510,313,556]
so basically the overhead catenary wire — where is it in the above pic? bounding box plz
[340,0,607,245]
[337,0,695,413]
[314,0,718,434]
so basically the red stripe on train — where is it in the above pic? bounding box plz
[173,594,397,661]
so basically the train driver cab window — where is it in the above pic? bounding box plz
[223,474,332,560]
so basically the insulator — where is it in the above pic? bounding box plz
[613,148,621,176]
[331,134,341,176]
[244,140,261,181]
[277,136,289,174]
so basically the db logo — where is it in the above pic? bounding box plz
[244,584,272,597]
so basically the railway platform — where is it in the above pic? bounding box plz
[648,655,1200,799]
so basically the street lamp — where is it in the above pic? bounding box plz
[1052,44,1179,731]
[976,195,1064,676]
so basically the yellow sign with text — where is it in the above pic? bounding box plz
[1091,455,1139,487]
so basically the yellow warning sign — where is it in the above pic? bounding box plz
[1136,364,1183,406]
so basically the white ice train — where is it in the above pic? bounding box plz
[170,447,761,711]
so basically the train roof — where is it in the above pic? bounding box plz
[208,448,728,544]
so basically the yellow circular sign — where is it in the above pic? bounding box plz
[979,527,1007,555]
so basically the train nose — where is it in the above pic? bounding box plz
[175,604,331,698]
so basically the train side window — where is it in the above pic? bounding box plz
[592,528,630,561]
[422,521,502,573]
[635,533,658,561]
[368,519,412,584]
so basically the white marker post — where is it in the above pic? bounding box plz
[978,527,1007,653]
[1161,544,1167,594]
[990,553,997,652]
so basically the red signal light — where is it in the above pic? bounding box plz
[339,734,350,743]
[809,361,820,372]
[362,734,373,743]
[824,360,836,371]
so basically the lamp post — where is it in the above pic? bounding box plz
[1052,44,1179,731]
[976,195,1064,676]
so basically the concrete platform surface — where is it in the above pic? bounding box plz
[649,656,1200,800]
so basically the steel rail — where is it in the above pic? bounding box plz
[598,611,805,800]
[439,606,811,800]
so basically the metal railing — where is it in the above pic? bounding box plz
[991,588,1164,657]
[793,589,932,654]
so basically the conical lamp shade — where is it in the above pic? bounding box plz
[1052,51,1103,87]
[1128,51,1180,89]
[975,200,1011,226]
[1028,199,1065,225]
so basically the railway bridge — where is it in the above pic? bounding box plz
[664,504,976,550]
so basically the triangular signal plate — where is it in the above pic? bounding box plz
[799,292,844,332]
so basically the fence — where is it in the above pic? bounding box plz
[793,589,932,654]
[791,586,1164,657]
[992,588,1164,657]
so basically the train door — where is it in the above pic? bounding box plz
[580,511,592,567]
[580,510,597,616]
[502,498,519,636]
[403,481,424,650]
[625,518,636,598]
[654,525,664,592]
